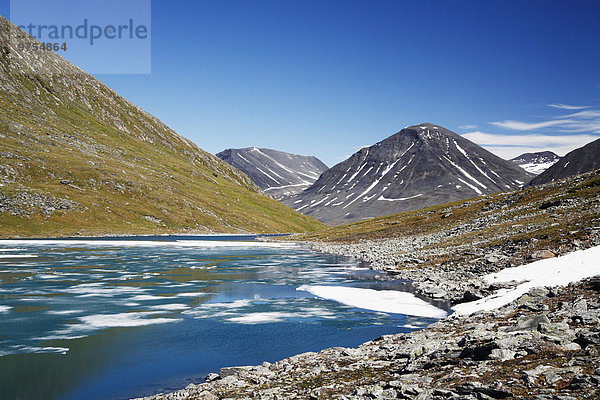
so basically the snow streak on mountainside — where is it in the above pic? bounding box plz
[510,151,560,175]
[284,124,533,225]
[217,148,328,201]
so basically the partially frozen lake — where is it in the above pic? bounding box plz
[0,235,445,400]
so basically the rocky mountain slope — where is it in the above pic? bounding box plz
[284,123,533,225]
[530,138,600,186]
[0,16,323,237]
[216,147,328,201]
[510,151,560,175]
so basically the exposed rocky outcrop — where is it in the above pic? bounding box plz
[0,190,79,216]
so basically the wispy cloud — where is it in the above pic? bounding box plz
[459,124,477,130]
[490,105,600,134]
[491,119,572,131]
[547,103,590,110]
[462,131,599,159]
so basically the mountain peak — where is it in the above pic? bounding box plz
[217,148,328,201]
[284,124,533,225]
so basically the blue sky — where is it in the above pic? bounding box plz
[3,0,600,166]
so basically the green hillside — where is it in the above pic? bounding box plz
[0,16,324,237]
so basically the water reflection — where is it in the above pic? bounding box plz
[0,236,442,400]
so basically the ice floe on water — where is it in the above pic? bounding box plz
[184,297,340,325]
[453,245,600,315]
[0,254,37,258]
[148,303,190,311]
[0,236,436,361]
[77,312,181,330]
[297,285,448,319]
[65,283,145,297]
[0,239,298,249]
[0,345,69,357]
[227,312,298,324]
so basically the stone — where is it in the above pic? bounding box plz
[531,250,556,259]
[219,366,253,378]
[511,314,551,332]
[489,348,516,361]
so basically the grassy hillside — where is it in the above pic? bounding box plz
[297,170,600,266]
[0,16,324,237]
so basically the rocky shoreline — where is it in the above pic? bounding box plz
[136,174,600,399]
[136,277,600,400]
[135,244,600,399]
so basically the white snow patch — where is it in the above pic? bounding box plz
[298,285,447,319]
[343,178,381,209]
[518,161,558,175]
[457,177,483,195]
[452,246,600,315]
[346,163,367,184]
[255,166,280,185]
[309,195,330,208]
[237,153,251,164]
[333,173,348,189]
[378,193,423,202]
[443,155,487,190]
[264,183,309,191]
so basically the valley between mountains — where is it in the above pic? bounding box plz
[2,12,600,400]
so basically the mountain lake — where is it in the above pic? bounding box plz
[0,236,447,400]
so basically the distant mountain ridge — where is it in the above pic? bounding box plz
[529,138,600,186]
[510,151,560,175]
[217,147,328,201]
[284,123,533,225]
[0,16,323,236]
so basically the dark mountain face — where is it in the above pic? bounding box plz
[283,123,533,225]
[529,138,600,186]
[217,148,328,201]
[510,151,560,175]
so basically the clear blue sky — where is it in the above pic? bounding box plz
[3,0,600,166]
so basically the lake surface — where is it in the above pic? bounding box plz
[0,236,446,400]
